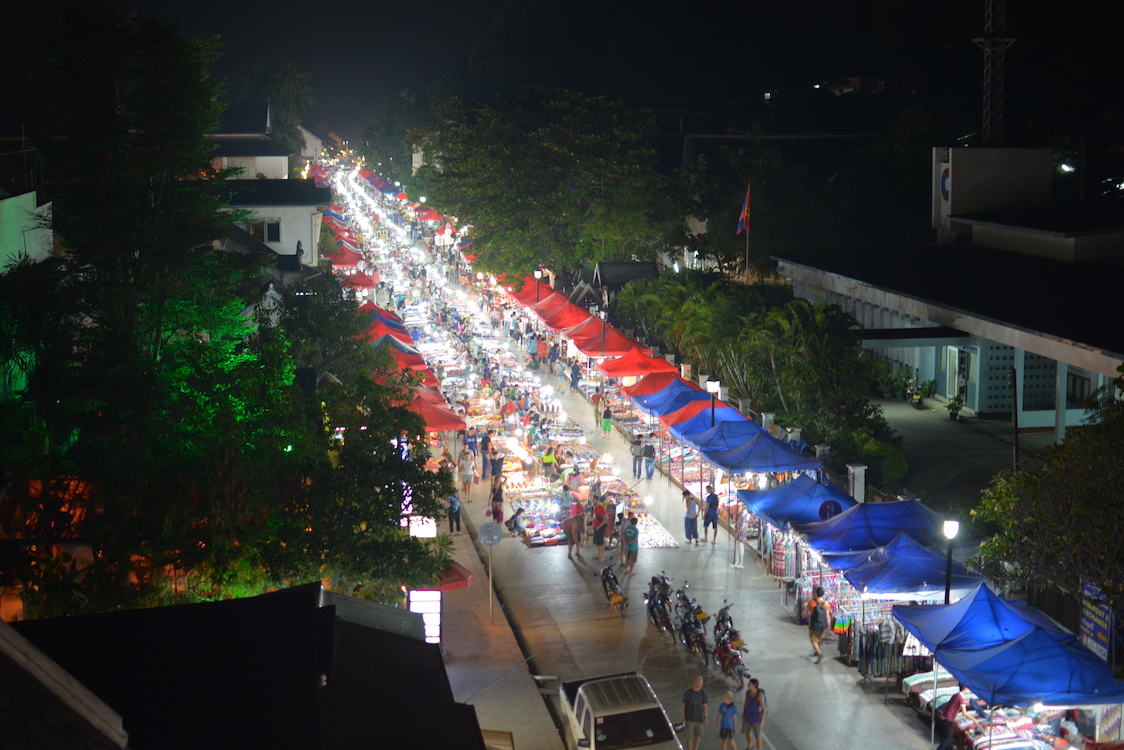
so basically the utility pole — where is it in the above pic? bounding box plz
[973,0,1017,147]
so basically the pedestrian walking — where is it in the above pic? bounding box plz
[563,504,585,560]
[446,493,461,535]
[570,361,582,392]
[623,514,639,576]
[590,388,603,417]
[457,450,475,501]
[479,430,493,481]
[487,476,506,527]
[683,490,700,545]
[600,406,612,440]
[701,485,720,544]
[630,437,643,479]
[717,691,738,750]
[807,585,829,663]
[741,679,767,750]
[643,436,656,480]
[681,675,708,750]
[591,501,608,561]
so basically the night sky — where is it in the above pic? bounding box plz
[5,0,1122,143]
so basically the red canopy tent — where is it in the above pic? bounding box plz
[561,316,605,341]
[527,292,568,316]
[419,369,441,387]
[622,373,691,398]
[358,302,404,323]
[539,302,592,332]
[597,348,678,378]
[506,277,553,305]
[341,270,376,289]
[366,321,414,344]
[358,301,379,311]
[409,394,466,432]
[572,327,642,358]
[390,347,428,370]
[658,398,734,429]
[415,385,447,405]
[416,207,444,222]
[371,335,420,354]
[327,248,363,268]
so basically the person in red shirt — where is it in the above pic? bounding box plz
[590,388,603,417]
[936,684,978,750]
[591,502,608,561]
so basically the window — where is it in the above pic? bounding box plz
[250,219,281,243]
[1067,372,1091,406]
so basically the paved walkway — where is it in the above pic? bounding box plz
[422,286,1056,750]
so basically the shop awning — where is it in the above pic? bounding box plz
[419,561,475,591]
[738,473,857,530]
[409,395,466,432]
[839,532,983,599]
[596,348,678,378]
[701,432,822,474]
[791,499,947,554]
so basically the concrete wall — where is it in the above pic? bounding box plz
[932,148,1052,239]
[242,205,318,257]
[0,192,52,267]
[224,156,288,180]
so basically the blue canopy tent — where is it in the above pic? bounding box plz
[630,379,698,414]
[791,499,947,554]
[841,533,984,600]
[894,584,1064,651]
[371,335,421,355]
[668,408,745,441]
[737,474,857,529]
[937,627,1124,706]
[701,432,821,474]
[636,386,711,418]
[894,586,1124,705]
[680,420,768,453]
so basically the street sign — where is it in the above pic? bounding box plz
[479,521,504,546]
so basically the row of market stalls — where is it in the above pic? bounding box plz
[501,273,1124,748]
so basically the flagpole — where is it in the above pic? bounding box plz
[743,182,751,284]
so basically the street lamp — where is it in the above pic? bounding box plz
[599,309,608,358]
[706,380,721,426]
[943,516,960,605]
[534,269,542,303]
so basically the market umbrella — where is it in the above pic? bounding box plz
[596,348,678,378]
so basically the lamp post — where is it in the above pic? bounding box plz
[534,269,542,303]
[943,517,960,605]
[599,309,608,359]
[706,379,721,427]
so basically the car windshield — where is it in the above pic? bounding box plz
[594,708,675,749]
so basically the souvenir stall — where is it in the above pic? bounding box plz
[896,584,1124,748]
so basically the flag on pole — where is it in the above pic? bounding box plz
[736,184,751,235]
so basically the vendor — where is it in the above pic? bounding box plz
[936,685,978,750]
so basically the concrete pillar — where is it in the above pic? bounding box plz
[681,363,692,380]
[697,374,710,388]
[1055,361,1069,444]
[847,464,867,503]
[788,428,801,442]
[761,412,775,432]
[815,444,831,461]
[739,398,753,418]
[1013,348,1025,423]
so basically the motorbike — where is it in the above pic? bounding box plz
[711,600,748,689]
[645,573,674,637]
[907,379,925,410]
[673,581,710,666]
[600,558,627,618]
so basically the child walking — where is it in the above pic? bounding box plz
[717,691,738,750]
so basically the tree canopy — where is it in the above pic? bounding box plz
[411,87,675,274]
[0,9,450,617]
[972,391,1124,609]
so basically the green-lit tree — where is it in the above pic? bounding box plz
[412,87,675,274]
